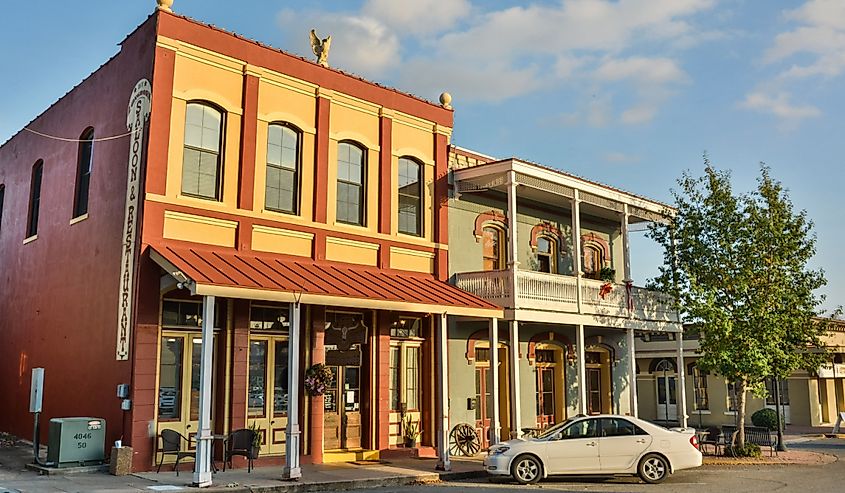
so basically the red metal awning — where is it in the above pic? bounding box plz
[150,244,502,318]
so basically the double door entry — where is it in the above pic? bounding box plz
[246,335,289,456]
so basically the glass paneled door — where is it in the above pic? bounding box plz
[247,336,289,455]
[156,333,217,458]
[323,365,362,450]
[655,359,677,422]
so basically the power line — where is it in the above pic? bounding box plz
[23,127,132,143]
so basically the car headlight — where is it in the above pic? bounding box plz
[490,446,510,456]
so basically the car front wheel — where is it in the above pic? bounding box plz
[511,454,542,485]
[638,453,669,484]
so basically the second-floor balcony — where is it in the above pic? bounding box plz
[454,269,678,324]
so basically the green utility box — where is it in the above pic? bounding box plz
[46,417,106,467]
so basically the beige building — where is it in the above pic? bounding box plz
[635,320,845,429]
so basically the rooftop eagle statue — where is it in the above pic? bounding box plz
[310,29,332,67]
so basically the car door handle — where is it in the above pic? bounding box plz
[636,439,647,443]
[586,441,597,447]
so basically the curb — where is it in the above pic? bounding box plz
[191,469,488,493]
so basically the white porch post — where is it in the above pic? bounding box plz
[676,330,689,428]
[508,321,521,438]
[627,328,639,418]
[436,312,451,471]
[621,205,632,282]
[283,302,302,479]
[507,170,519,303]
[572,191,583,313]
[193,295,215,487]
[489,318,501,445]
[577,324,587,415]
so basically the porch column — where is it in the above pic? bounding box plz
[309,307,326,464]
[627,328,638,418]
[508,321,521,438]
[283,302,302,479]
[576,324,587,415]
[507,171,519,304]
[621,205,632,281]
[489,318,501,445]
[572,191,583,313]
[193,295,215,487]
[435,312,451,471]
[676,330,689,428]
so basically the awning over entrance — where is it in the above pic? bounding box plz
[150,244,502,318]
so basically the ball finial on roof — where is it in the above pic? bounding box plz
[156,0,173,12]
[439,92,452,110]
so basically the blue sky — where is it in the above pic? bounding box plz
[2,1,843,311]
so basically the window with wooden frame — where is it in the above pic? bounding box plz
[73,127,94,218]
[388,317,423,412]
[583,243,604,275]
[336,141,366,225]
[482,225,506,271]
[0,184,5,236]
[265,123,301,214]
[161,299,222,329]
[764,377,789,405]
[726,381,739,411]
[26,160,43,238]
[397,157,422,236]
[181,102,224,200]
[689,364,709,410]
[535,235,558,273]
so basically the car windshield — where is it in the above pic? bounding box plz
[536,419,573,439]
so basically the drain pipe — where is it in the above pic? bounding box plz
[29,368,48,466]
[32,411,48,466]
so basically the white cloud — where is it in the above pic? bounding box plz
[277,9,399,77]
[740,91,821,122]
[275,1,718,121]
[362,0,471,36]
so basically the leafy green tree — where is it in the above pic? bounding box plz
[649,157,829,449]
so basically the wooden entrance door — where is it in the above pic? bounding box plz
[324,365,362,450]
[536,367,556,427]
[587,368,603,415]
[474,365,491,448]
[246,336,289,455]
[156,333,217,458]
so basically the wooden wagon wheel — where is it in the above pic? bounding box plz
[449,423,481,456]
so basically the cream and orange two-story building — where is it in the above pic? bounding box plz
[0,5,499,480]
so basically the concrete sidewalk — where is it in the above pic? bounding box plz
[0,435,484,493]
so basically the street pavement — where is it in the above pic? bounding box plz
[345,438,845,493]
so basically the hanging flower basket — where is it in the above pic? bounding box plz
[599,282,613,299]
[304,363,334,396]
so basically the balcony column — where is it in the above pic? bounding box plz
[620,205,632,281]
[577,324,587,415]
[508,321,522,438]
[507,171,519,305]
[627,328,639,418]
[489,318,501,445]
[571,190,583,313]
[435,312,451,471]
[193,295,215,487]
[676,330,689,428]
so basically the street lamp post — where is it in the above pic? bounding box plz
[774,378,787,452]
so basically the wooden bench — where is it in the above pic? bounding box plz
[721,425,778,456]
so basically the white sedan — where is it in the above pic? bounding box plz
[483,415,702,484]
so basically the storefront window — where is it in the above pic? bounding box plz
[405,347,420,410]
[250,305,289,332]
[158,338,183,420]
[248,340,267,417]
[273,341,289,415]
[389,347,401,411]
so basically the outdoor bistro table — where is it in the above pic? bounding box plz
[191,433,229,473]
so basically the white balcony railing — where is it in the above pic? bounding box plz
[454,270,678,323]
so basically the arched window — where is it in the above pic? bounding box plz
[336,141,366,225]
[482,225,506,271]
[0,184,5,235]
[73,127,94,218]
[583,244,604,274]
[182,102,224,200]
[689,363,709,411]
[398,157,422,236]
[27,160,43,238]
[265,123,301,214]
[535,235,558,273]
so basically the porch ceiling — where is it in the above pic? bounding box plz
[150,244,502,318]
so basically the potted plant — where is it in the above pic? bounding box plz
[248,422,262,459]
[401,411,422,448]
[598,267,616,299]
[304,363,334,396]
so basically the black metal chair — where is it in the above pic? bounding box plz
[224,428,258,472]
[699,426,724,455]
[156,429,196,475]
